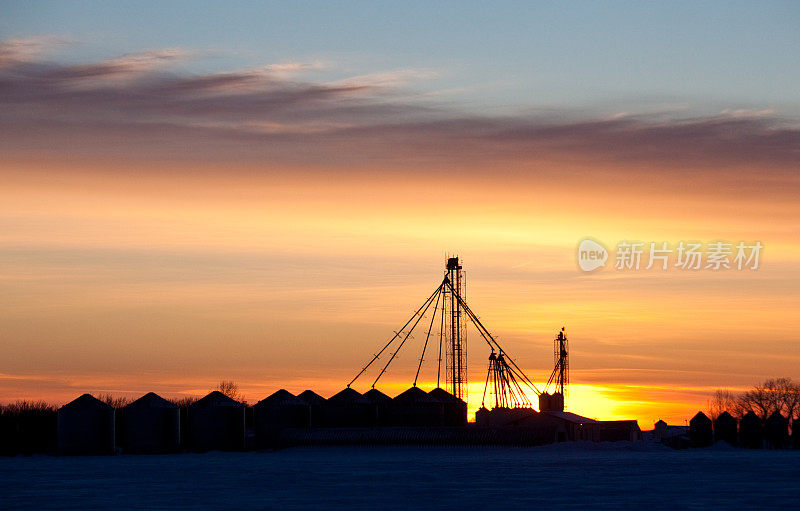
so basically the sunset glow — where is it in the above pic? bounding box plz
[2,2,800,432]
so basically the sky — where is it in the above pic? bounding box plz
[1,1,799,426]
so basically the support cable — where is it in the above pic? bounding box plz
[372,284,442,388]
[414,286,442,387]
[443,278,540,395]
[347,282,444,388]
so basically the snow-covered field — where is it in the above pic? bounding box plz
[2,443,798,509]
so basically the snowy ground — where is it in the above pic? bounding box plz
[1,442,798,510]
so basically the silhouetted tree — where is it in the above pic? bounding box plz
[707,389,744,420]
[216,380,244,403]
[170,396,199,408]
[740,378,800,421]
[97,393,131,409]
[710,378,800,420]
[1,400,56,414]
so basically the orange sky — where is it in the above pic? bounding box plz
[2,156,798,427]
[2,38,799,428]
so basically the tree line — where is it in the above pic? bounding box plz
[708,377,800,421]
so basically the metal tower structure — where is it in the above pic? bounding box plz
[442,257,467,401]
[347,258,541,412]
[541,327,569,411]
[555,327,569,398]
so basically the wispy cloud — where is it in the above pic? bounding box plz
[332,68,440,88]
[1,39,798,171]
[262,60,331,78]
[0,35,69,68]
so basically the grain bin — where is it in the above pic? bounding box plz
[689,411,713,447]
[363,388,392,426]
[254,389,310,448]
[187,391,245,452]
[765,410,788,449]
[297,390,326,427]
[739,411,763,449]
[428,388,467,426]
[387,386,444,427]
[121,392,180,454]
[713,411,737,446]
[57,394,115,455]
[322,388,374,427]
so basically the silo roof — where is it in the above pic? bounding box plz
[328,388,369,405]
[742,410,760,421]
[363,388,391,403]
[125,392,177,409]
[190,390,244,408]
[60,393,113,411]
[690,411,711,424]
[257,389,305,407]
[715,411,736,423]
[392,386,438,404]
[428,387,465,404]
[297,390,326,404]
[767,410,787,422]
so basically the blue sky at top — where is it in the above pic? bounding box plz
[1,1,798,116]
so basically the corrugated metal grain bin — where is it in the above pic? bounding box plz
[297,390,326,428]
[57,394,115,456]
[739,411,763,449]
[387,387,444,427]
[187,391,245,452]
[428,388,467,426]
[121,392,180,454]
[322,388,374,427]
[713,411,737,445]
[765,410,788,449]
[254,389,310,449]
[689,411,713,447]
[363,388,391,426]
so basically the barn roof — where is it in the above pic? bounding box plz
[541,410,597,424]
